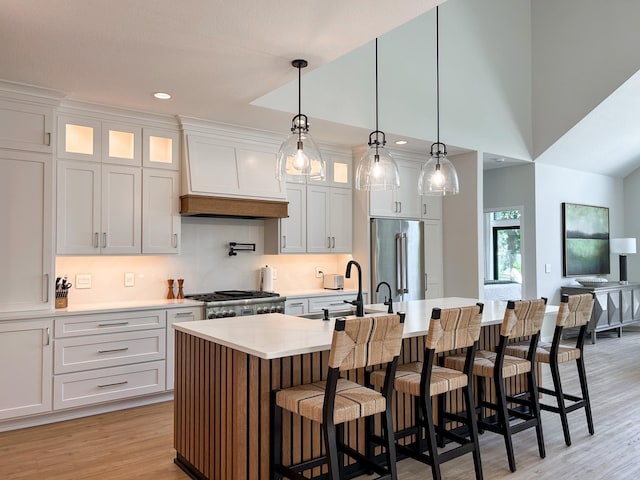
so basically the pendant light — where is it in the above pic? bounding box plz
[418,6,459,196]
[276,59,325,183]
[355,38,400,191]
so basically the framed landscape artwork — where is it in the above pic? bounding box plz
[562,202,610,276]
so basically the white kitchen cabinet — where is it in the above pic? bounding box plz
[0,98,52,153]
[264,182,307,254]
[53,310,168,409]
[424,219,444,298]
[284,298,309,315]
[57,160,141,254]
[142,169,180,254]
[307,293,368,313]
[166,307,202,390]
[307,150,353,188]
[306,185,352,253]
[0,319,53,420]
[0,151,53,311]
[143,127,179,170]
[369,159,422,219]
[421,194,442,220]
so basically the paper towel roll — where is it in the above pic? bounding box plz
[260,265,274,292]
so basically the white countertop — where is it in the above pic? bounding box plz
[173,297,559,360]
[0,298,203,321]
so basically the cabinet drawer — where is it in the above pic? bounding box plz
[54,330,166,374]
[55,310,166,337]
[53,361,165,410]
[308,295,354,312]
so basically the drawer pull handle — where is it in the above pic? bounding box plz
[97,322,129,327]
[98,347,129,354]
[175,313,194,317]
[97,381,129,388]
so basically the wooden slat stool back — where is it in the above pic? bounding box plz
[505,293,595,446]
[370,304,484,480]
[270,313,406,480]
[445,298,547,472]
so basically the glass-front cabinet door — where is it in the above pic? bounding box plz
[143,128,179,170]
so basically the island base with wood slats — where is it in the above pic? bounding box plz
[173,322,534,480]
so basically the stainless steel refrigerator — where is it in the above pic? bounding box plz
[370,218,425,303]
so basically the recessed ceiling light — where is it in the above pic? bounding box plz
[153,92,171,100]
[394,140,408,145]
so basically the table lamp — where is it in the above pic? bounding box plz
[610,238,637,284]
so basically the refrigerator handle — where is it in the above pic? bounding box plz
[396,233,403,295]
[402,233,409,293]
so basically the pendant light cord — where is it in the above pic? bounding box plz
[436,6,440,147]
[375,38,379,134]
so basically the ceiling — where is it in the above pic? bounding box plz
[1,0,638,177]
[0,0,439,147]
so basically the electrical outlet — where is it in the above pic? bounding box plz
[76,274,92,289]
[315,267,323,278]
[545,263,551,273]
[124,272,135,287]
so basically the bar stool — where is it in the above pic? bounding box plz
[445,298,547,472]
[270,313,405,480]
[505,293,595,446]
[370,304,484,480]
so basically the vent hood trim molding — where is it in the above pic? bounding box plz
[180,195,288,219]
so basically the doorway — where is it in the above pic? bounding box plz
[483,208,523,300]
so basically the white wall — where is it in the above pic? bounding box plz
[484,163,537,299]
[56,217,355,304]
[443,151,483,297]
[534,163,624,304]
[532,0,640,158]
[623,167,640,280]
[254,0,533,161]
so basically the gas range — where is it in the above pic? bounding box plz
[185,290,286,319]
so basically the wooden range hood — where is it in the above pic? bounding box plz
[180,194,288,219]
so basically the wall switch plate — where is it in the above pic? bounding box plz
[124,272,135,287]
[545,263,552,273]
[76,274,92,289]
[315,267,323,278]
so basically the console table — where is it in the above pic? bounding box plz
[561,282,640,343]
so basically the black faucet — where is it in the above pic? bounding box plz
[375,281,394,314]
[344,260,364,317]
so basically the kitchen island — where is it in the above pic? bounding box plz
[172,298,557,480]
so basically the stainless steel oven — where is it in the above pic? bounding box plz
[184,290,286,319]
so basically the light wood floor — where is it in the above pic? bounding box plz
[2,329,640,479]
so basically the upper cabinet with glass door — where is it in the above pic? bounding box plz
[307,149,352,188]
[143,127,179,170]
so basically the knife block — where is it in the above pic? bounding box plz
[55,296,68,309]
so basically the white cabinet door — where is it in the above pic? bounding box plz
[421,194,442,220]
[0,152,53,311]
[424,219,444,298]
[101,122,142,166]
[395,160,422,218]
[284,298,308,315]
[0,319,53,420]
[280,183,306,253]
[57,115,101,162]
[330,188,352,253]
[369,188,396,217]
[142,169,180,254]
[166,307,202,390]
[143,127,179,170]
[0,99,52,153]
[306,185,331,253]
[101,164,141,254]
[57,160,101,254]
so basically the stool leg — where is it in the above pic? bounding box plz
[477,376,485,434]
[494,375,516,472]
[549,358,571,446]
[528,369,546,459]
[464,380,484,480]
[323,421,341,480]
[414,396,426,455]
[576,355,595,435]
[383,407,398,479]
[421,395,442,480]
[437,392,446,448]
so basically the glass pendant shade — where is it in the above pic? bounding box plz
[356,139,400,191]
[418,148,459,196]
[276,125,325,183]
[276,59,325,183]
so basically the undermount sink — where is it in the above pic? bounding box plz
[297,308,385,320]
